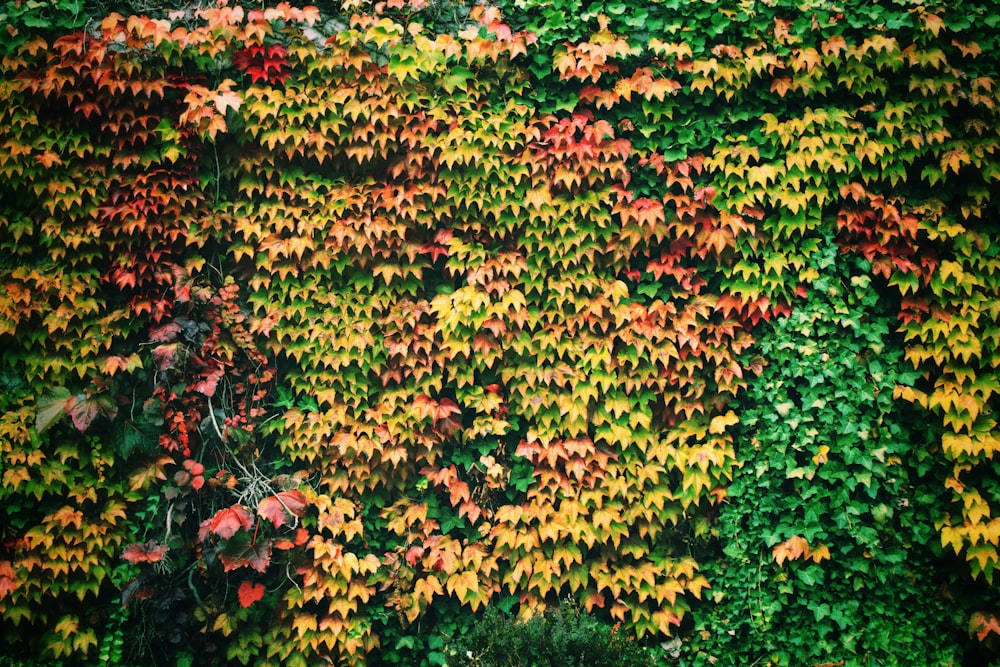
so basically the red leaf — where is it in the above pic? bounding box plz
[201,505,253,541]
[120,579,155,608]
[122,540,170,564]
[233,45,290,84]
[149,322,181,343]
[405,546,425,566]
[435,398,461,419]
[237,580,266,608]
[152,343,179,371]
[257,490,309,529]
[192,366,225,397]
[693,186,716,203]
[68,398,99,431]
[68,394,118,431]
[183,459,205,475]
[0,560,16,600]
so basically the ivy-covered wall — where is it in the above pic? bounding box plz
[0,0,998,665]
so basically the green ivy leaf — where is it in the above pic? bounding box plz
[35,386,72,433]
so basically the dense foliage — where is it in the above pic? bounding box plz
[446,599,652,667]
[0,0,998,665]
[685,240,966,666]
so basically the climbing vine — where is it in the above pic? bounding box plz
[1,1,998,665]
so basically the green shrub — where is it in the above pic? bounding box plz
[445,601,653,667]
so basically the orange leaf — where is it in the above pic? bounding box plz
[35,151,62,168]
[770,76,793,97]
[257,490,309,528]
[971,612,1000,641]
[213,80,242,114]
[414,576,442,604]
[821,35,846,58]
[237,580,265,608]
[122,540,170,564]
[406,545,426,565]
[0,560,16,600]
[772,535,810,566]
[922,12,944,37]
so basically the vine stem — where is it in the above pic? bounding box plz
[207,394,225,442]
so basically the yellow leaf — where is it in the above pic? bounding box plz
[923,12,945,37]
[54,614,78,637]
[821,35,846,59]
[808,543,831,562]
[940,148,971,174]
[774,401,795,417]
[708,410,738,435]
[73,629,98,654]
[648,40,692,60]
[941,524,965,554]
[414,576,442,605]
[746,163,780,188]
[791,47,822,72]
[967,543,998,578]
[128,456,171,491]
[446,570,479,603]
[292,613,317,638]
[811,445,830,466]
[985,519,1000,546]
[213,613,233,634]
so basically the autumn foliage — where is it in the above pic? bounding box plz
[0,0,998,665]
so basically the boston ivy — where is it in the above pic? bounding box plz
[1,0,998,665]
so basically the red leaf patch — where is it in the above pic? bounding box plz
[0,560,16,600]
[192,366,225,397]
[149,322,181,343]
[152,343,179,371]
[199,504,253,541]
[68,394,118,431]
[121,540,170,564]
[237,580,266,608]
